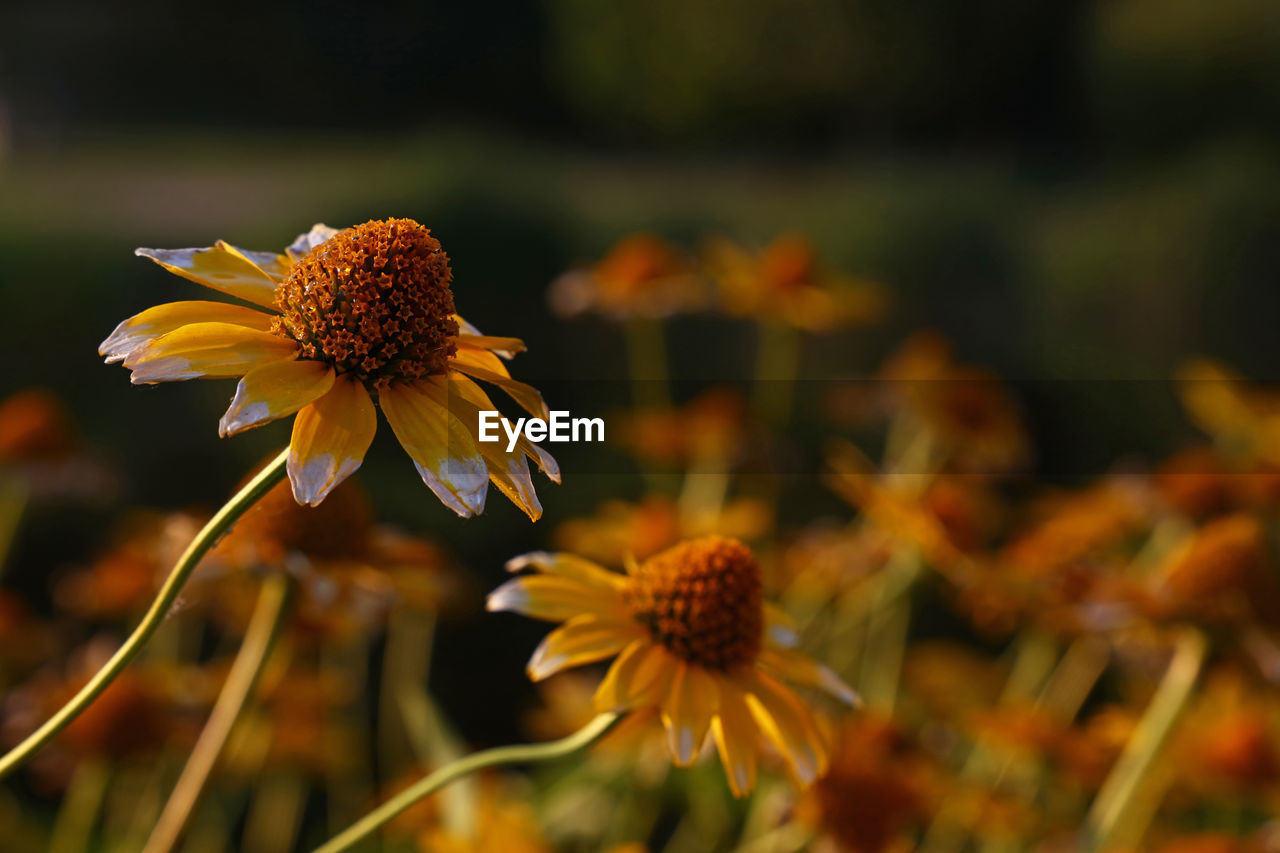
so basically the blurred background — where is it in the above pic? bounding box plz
[1,1,1279,847]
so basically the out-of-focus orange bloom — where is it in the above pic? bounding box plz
[0,388,118,502]
[549,233,708,319]
[703,234,885,331]
[902,642,1007,721]
[1175,667,1280,801]
[797,716,936,853]
[1151,513,1280,626]
[1154,446,1280,519]
[0,389,77,462]
[203,474,464,643]
[1178,360,1280,466]
[1001,481,1149,580]
[617,388,749,468]
[875,334,1030,476]
[55,510,205,619]
[552,494,771,567]
[223,668,359,779]
[0,591,54,681]
[825,441,985,581]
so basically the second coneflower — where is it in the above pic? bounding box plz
[487,536,856,796]
[100,218,558,518]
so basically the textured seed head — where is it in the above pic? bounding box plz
[624,536,762,671]
[273,218,457,387]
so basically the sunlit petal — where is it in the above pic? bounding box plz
[661,663,719,766]
[712,677,760,797]
[135,245,279,308]
[486,574,628,623]
[99,301,274,364]
[219,359,335,437]
[286,223,339,260]
[380,381,488,517]
[122,322,298,384]
[287,376,377,506]
[526,614,642,681]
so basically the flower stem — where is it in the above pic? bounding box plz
[313,712,620,853]
[0,447,290,781]
[143,570,295,853]
[1083,629,1207,851]
[624,316,671,411]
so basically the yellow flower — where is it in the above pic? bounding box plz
[487,536,856,797]
[703,234,885,332]
[100,219,559,517]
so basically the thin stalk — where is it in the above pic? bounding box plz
[1083,629,1207,851]
[751,320,800,430]
[144,571,295,853]
[48,759,110,853]
[0,447,290,780]
[624,317,671,412]
[313,712,619,853]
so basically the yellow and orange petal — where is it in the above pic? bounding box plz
[488,537,855,796]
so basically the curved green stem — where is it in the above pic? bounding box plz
[0,447,290,781]
[313,712,620,853]
[144,571,295,853]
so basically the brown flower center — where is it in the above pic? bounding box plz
[623,536,762,671]
[273,218,458,386]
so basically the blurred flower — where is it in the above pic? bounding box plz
[617,388,749,468]
[875,333,1030,476]
[202,474,464,643]
[548,233,708,319]
[796,715,937,853]
[0,387,119,503]
[552,493,771,567]
[1175,667,1280,801]
[1151,513,1280,627]
[703,234,885,332]
[55,510,205,620]
[101,218,559,516]
[1178,360,1280,466]
[488,536,856,796]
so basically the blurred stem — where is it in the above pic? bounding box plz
[1083,629,1207,851]
[624,317,670,411]
[314,712,619,853]
[243,772,305,853]
[49,759,109,853]
[0,448,290,781]
[144,571,294,853]
[378,609,436,780]
[752,320,799,430]
[857,549,920,714]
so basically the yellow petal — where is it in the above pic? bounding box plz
[100,301,274,364]
[215,241,291,282]
[503,552,626,590]
[379,382,488,517]
[457,333,526,358]
[287,376,377,506]
[661,663,719,766]
[448,375,561,482]
[418,376,543,520]
[122,322,299,384]
[711,678,760,797]
[135,246,279,308]
[526,614,641,681]
[758,646,859,707]
[487,574,629,623]
[448,362,548,420]
[219,359,336,437]
[742,671,826,786]
[593,642,675,713]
